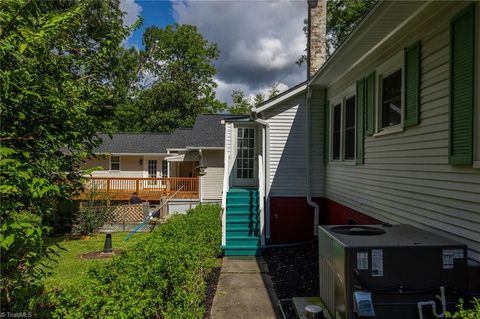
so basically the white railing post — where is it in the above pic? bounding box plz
[258,154,265,246]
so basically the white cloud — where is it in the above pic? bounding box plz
[172,0,307,104]
[120,0,142,27]
[215,78,290,106]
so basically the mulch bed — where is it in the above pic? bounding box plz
[263,241,319,319]
[204,258,222,319]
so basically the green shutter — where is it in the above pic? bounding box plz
[365,72,376,136]
[356,79,365,165]
[324,100,330,162]
[449,4,475,165]
[404,41,421,127]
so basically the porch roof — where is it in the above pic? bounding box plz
[92,114,244,155]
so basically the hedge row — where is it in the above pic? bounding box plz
[48,204,222,319]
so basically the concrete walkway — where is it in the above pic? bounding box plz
[210,257,280,319]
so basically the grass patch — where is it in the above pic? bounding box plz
[43,231,149,290]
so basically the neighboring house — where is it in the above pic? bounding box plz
[221,0,480,262]
[81,114,243,203]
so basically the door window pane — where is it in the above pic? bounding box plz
[148,160,157,178]
[236,128,255,180]
[381,69,402,128]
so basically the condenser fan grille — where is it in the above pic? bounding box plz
[330,225,386,236]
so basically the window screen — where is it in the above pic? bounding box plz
[344,96,356,160]
[381,69,402,128]
[332,104,341,160]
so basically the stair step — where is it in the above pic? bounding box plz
[226,214,260,223]
[221,245,264,256]
[226,194,259,201]
[227,197,259,205]
[226,236,261,246]
[226,227,260,238]
[226,204,260,213]
[228,187,258,193]
[226,220,260,228]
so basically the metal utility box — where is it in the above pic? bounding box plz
[318,224,468,319]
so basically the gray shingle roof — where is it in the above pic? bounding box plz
[93,114,246,154]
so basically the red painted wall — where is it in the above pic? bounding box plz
[268,197,380,244]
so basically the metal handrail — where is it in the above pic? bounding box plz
[123,185,185,242]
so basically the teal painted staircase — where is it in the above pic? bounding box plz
[222,188,263,256]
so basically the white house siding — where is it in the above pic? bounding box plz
[310,88,326,197]
[83,155,159,178]
[201,150,224,201]
[264,94,308,197]
[324,2,480,261]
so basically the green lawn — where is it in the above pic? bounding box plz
[43,231,150,290]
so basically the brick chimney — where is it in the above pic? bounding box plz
[307,0,327,79]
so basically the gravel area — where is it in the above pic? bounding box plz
[263,241,319,319]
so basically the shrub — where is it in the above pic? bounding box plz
[446,298,480,319]
[0,212,53,312]
[48,204,222,319]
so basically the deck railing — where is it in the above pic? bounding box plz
[79,177,199,201]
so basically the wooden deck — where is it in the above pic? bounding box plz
[77,177,199,201]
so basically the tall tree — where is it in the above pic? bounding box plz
[227,82,281,115]
[297,0,376,65]
[229,90,253,115]
[112,24,225,132]
[0,0,133,310]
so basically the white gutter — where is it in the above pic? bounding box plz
[252,115,271,239]
[306,85,320,236]
[186,146,224,150]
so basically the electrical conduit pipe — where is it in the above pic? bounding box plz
[417,287,446,319]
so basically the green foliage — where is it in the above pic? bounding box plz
[111,24,225,132]
[446,298,480,319]
[297,0,376,65]
[73,206,111,235]
[326,0,377,55]
[229,90,253,115]
[0,212,55,312]
[227,82,280,115]
[0,0,134,311]
[48,204,222,319]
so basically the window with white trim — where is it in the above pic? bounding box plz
[381,69,402,128]
[330,86,356,162]
[332,104,342,160]
[344,96,356,160]
[110,155,120,171]
[376,51,404,133]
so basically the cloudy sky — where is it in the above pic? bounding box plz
[120,0,307,105]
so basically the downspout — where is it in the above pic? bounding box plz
[251,113,271,240]
[306,85,320,236]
